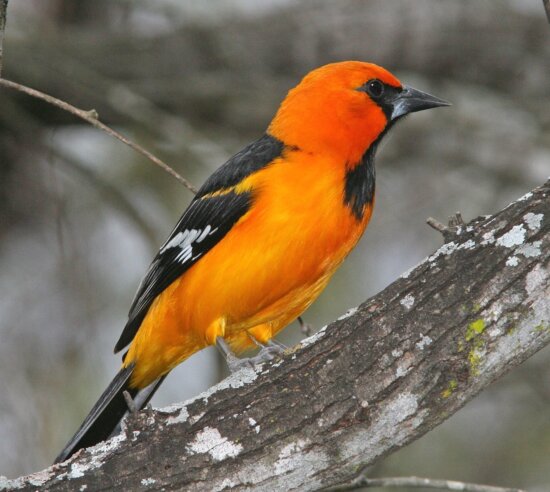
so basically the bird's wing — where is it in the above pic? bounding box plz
[114,133,284,353]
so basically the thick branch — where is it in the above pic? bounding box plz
[3,180,549,491]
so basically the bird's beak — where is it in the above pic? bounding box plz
[391,85,451,121]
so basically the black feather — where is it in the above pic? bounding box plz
[54,365,136,463]
[54,366,166,463]
[344,124,395,220]
[344,145,377,220]
[196,133,284,198]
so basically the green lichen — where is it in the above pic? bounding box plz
[471,302,482,313]
[533,323,549,333]
[463,318,487,376]
[441,379,458,398]
[468,348,483,376]
[466,319,486,341]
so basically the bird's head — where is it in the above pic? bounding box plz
[268,61,449,164]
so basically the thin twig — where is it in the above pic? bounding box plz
[427,212,465,242]
[426,217,447,234]
[0,77,198,194]
[333,475,525,492]
[0,0,8,77]
[51,53,229,168]
[544,0,550,23]
[448,211,465,229]
[0,90,160,248]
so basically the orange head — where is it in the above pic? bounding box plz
[268,61,449,165]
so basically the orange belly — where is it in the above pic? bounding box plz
[124,151,373,388]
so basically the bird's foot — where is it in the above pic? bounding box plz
[238,343,285,370]
[298,316,314,336]
[122,390,138,414]
[216,337,286,374]
[216,337,254,373]
[224,351,255,373]
[237,338,286,371]
[266,339,287,351]
[247,333,286,352]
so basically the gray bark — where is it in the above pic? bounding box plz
[2,179,549,492]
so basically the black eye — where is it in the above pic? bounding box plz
[366,79,384,98]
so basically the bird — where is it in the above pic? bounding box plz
[54,61,449,463]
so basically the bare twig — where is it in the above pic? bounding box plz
[0,0,7,77]
[426,217,447,234]
[52,53,229,169]
[0,90,160,248]
[448,211,465,229]
[0,78,198,194]
[0,3,197,193]
[426,212,465,241]
[544,0,550,23]
[334,475,525,492]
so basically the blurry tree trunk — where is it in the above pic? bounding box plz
[5,180,549,491]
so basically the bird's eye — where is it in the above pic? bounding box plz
[366,79,384,98]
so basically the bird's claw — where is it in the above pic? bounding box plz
[298,316,313,336]
[217,336,286,374]
[225,352,255,373]
[226,344,283,373]
[122,390,138,414]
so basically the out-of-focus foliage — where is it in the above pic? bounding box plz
[0,0,548,488]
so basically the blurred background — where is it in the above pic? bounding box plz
[0,0,549,489]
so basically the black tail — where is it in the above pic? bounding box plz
[54,364,165,464]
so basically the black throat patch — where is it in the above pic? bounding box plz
[344,147,376,221]
[344,126,393,220]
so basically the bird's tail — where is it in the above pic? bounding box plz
[54,364,165,464]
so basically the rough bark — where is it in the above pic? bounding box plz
[2,179,549,491]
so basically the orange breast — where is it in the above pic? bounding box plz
[125,149,373,388]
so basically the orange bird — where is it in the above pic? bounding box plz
[55,61,449,463]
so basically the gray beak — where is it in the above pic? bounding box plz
[391,85,451,120]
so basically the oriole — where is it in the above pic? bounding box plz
[55,61,449,463]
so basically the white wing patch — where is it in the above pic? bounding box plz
[160,225,217,264]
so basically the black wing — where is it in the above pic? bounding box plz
[114,133,284,353]
[195,133,283,198]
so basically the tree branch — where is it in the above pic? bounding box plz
[0,0,7,77]
[0,78,198,194]
[2,178,547,491]
[0,93,161,248]
[336,475,525,492]
[50,53,230,170]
